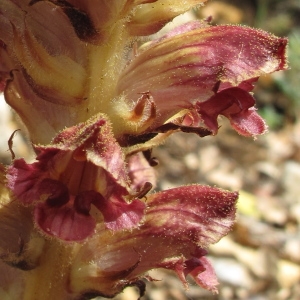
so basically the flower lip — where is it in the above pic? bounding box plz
[196,87,268,136]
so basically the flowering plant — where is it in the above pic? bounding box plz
[0,1,287,299]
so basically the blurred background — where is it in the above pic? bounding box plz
[1,0,300,299]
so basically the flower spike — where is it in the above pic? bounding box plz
[0,0,288,299]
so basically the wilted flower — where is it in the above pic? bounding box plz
[0,0,287,299]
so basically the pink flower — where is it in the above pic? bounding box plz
[116,21,287,137]
[0,0,287,299]
[70,185,237,297]
[7,115,146,241]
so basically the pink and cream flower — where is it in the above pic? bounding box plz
[0,0,287,299]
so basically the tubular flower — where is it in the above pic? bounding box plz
[0,0,287,299]
[7,114,147,241]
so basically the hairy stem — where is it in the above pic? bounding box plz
[23,239,73,300]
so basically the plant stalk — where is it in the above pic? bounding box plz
[23,239,72,300]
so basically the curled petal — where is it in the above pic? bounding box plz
[70,185,237,296]
[196,87,267,136]
[157,253,218,293]
[188,256,219,294]
[229,107,267,137]
[111,92,157,139]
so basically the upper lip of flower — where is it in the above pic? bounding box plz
[115,21,287,137]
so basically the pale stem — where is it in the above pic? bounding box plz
[23,239,73,300]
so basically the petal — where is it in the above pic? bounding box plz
[0,194,41,270]
[0,0,89,143]
[6,158,46,205]
[0,41,11,92]
[188,256,219,294]
[1,165,45,270]
[126,152,157,191]
[229,107,267,137]
[0,0,88,98]
[70,185,237,297]
[34,200,96,242]
[117,23,288,129]
[94,193,146,231]
[156,252,219,293]
[196,87,268,136]
[33,180,98,241]
[144,185,237,247]
[34,183,143,241]
[128,0,208,36]
[49,114,130,191]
